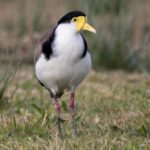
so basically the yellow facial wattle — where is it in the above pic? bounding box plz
[71,16,96,33]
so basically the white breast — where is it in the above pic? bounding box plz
[35,23,91,95]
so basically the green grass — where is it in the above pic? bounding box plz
[0,67,150,149]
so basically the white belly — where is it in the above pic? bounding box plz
[35,52,91,94]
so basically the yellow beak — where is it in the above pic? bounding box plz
[82,22,96,33]
[75,16,96,33]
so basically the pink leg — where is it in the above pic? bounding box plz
[52,97,61,135]
[69,92,77,135]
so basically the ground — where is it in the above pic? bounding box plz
[0,66,149,149]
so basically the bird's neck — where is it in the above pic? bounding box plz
[55,23,77,36]
[53,24,84,58]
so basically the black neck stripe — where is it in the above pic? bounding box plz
[42,27,57,60]
[81,34,88,58]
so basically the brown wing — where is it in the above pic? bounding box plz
[34,27,54,64]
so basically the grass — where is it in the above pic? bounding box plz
[0,1,150,149]
[68,0,150,71]
[0,50,20,110]
[0,66,149,149]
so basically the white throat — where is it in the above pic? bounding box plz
[56,23,77,35]
[52,23,84,59]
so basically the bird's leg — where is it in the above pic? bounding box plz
[52,97,61,136]
[69,92,77,135]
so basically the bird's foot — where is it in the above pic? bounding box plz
[72,118,78,136]
[57,116,62,137]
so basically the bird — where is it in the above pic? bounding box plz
[34,11,96,136]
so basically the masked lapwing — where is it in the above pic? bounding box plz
[34,11,96,135]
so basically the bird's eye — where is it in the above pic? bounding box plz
[73,18,77,22]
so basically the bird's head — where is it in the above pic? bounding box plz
[58,11,96,34]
